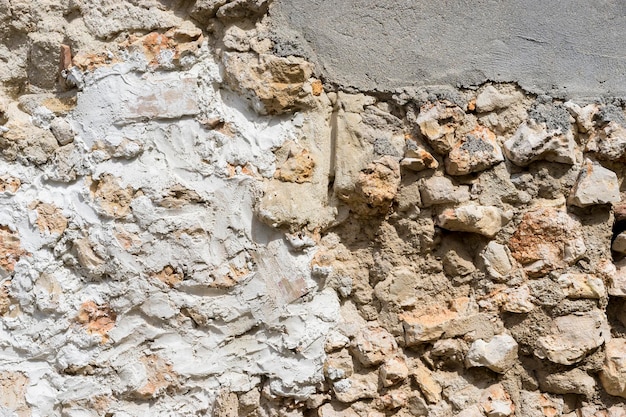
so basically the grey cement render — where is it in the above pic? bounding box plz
[269,0,626,99]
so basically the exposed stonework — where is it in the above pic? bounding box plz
[0,1,626,416]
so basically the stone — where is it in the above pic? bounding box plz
[480,242,514,281]
[600,338,626,399]
[557,273,606,299]
[568,160,620,207]
[333,373,379,403]
[609,259,626,296]
[419,175,470,207]
[274,147,316,183]
[318,403,360,417]
[445,125,504,175]
[379,356,409,387]
[347,156,401,215]
[437,205,512,237]
[30,201,67,235]
[153,266,184,288]
[401,297,477,345]
[537,368,596,397]
[49,117,74,145]
[442,246,476,277]
[88,174,135,218]
[0,175,20,193]
[478,385,515,417]
[134,354,178,399]
[501,285,535,313]
[0,371,30,417]
[0,226,27,277]
[412,363,441,404]
[535,310,610,365]
[503,120,577,167]
[402,141,438,171]
[519,391,564,417]
[324,350,354,381]
[213,390,239,417]
[351,326,397,367]
[465,334,518,373]
[0,120,59,165]
[475,86,523,112]
[613,232,626,253]
[76,301,116,342]
[508,207,586,277]
[415,101,465,154]
[586,120,626,162]
[222,52,314,114]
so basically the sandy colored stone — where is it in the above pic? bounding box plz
[153,266,184,287]
[568,159,620,207]
[557,273,606,299]
[222,52,314,114]
[73,238,105,271]
[120,26,203,69]
[346,156,400,215]
[31,201,67,235]
[275,148,316,183]
[401,297,476,345]
[503,119,577,166]
[379,356,409,387]
[76,301,116,342]
[0,175,20,193]
[402,140,438,171]
[538,368,596,397]
[613,232,626,254]
[519,391,563,417]
[0,120,59,165]
[586,120,626,162]
[480,241,514,281]
[351,325,397,367]
[0,371,30,417]
[213,390,239,417]
[535,310,610,365]
[416,101,465,154]
[437,205,512,237]
[445,125,504,175]
[419,175,470,207]
[88,174,134,218]
[600,338,626,399]
[475,85,523,112]
[508,207,586,277]
[318,403,360,417]
[466,334,518,373]
[134,354,179,399]
[333,372,379,403]
[0,226,27,276]
[479,384,515,417]
[324,350,354,380]
[412,363,441,404]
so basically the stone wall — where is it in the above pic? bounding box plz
[0,1,626,416]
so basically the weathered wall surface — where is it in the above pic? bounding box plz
[270,0,626,99]
[1,1,626,417]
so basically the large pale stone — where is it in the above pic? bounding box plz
[437,205,512,237]
[479,384,515,417]
[466,334,518,373]
[600,338,626,398]
[538,368,596,397]
[419,176,470,207]
[503,120,577,166]
[445,125,504,175]
[333,373,379,403]
[379,356,409,387]
[535,310,610,365]
[402,141,438,171]
[351,326,397,367]
[412,363,441,404]
[508,207,586,277]
[557,273,606,299]
[568,160,620,207]
[416,101,465,154]
[475,86,523,112]
[613,232,626,254]
[586,120,626,162]
[480,242,514,281]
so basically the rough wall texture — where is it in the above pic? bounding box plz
[1,1,626,417]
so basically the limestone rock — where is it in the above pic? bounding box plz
[557,273,606,299]
[318,403,360,417]
[274,147,316,183]
[351,325,397,367]
[509,207,586,277]
[402,141,438,171]
[0,120,59,165]
[49,117,74,145]
[503,120,577,167]
[76,301,116,342]
[324,350,354,381]
[465,334,518,373]
[437,205,512,237]
[222,52,314,115]
[416,101,465,154]
[401,297,477,345]
[419,176,470,207]
[333,373,379,403]
[0,226,27,277]
[537,368,596,397]
[609,259,626,297]
[519,391,564,417]
[568,160,620,207]
[379,356,409,387]
[601,338,626,399]
[445,125,504,175]
[88,174,135,218]
[586,119,626,162]
[535,310,610,365]
[31,201,67,235]
[343,156,401,215]
[613,232,626,253]
[0,372,30,417]
[479,384,515,417]
[480,242,514,281]
[412,363,441,404]
[475,86,523,112]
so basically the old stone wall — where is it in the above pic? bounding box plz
[1,1,626,416]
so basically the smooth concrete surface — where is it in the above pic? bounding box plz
[270,0,626,98]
